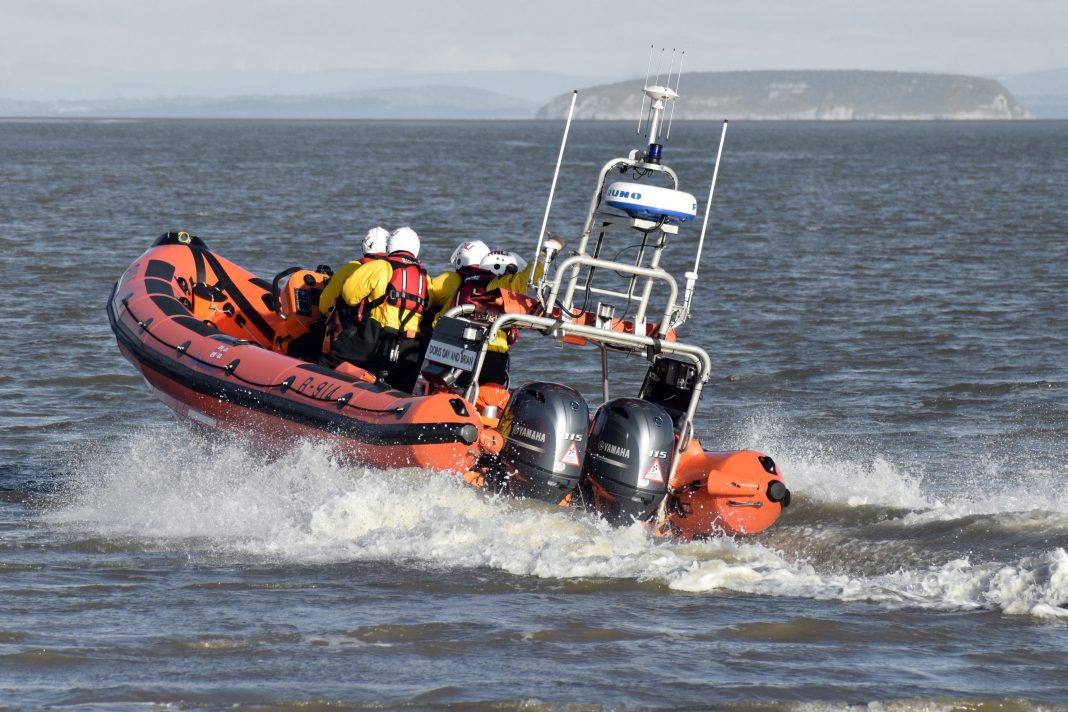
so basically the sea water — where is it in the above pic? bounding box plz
[1,118,1067,709]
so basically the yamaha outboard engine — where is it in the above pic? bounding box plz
[579,398,675,525]
[491,382,590,502]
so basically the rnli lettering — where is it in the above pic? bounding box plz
[597,441,630,458]
[512,424,546,443]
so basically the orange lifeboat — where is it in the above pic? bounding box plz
[108,231,789,538]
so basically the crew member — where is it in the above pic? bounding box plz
[323,226,431,392]
[427,237,563,386]
[318,226,390,314]
[317,226,390,361]
[424,239,491,322]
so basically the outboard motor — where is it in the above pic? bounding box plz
[491,382,590,502]
[579,398,675,526]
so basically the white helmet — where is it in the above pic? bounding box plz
[361,226,389,256]
[450,240,490,270]
[387,226,420,258]
[480,250,526,277]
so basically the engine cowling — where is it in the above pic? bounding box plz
[491,382,590,503]
[578,398,675,525]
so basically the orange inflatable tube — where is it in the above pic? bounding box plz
[655,439,789,538]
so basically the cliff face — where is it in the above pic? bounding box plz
[536,71,1030,120]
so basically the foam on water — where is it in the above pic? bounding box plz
[725,409,1068,519]
[47,427,1068,620]
[712,410,933,509]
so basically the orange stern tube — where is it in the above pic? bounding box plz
[660,443,790,539]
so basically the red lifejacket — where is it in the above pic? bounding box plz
[365,252,429,334]
[359,253,386,265]
[453,266,495,308]
[453,266,518,345]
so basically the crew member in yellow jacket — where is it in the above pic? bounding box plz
[427,237,562,386]
[322,227,430,392]
[317,226,390,315]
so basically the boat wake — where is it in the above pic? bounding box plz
[47,424,1068,620]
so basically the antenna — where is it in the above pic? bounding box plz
[666,51,684,140]
[637,45,654,136]
[665,50,677,96]
[637,63,679,163]
[530,90,578,291]
[637,47,668,141]
[682,120,729,315]
[658,48,678,141]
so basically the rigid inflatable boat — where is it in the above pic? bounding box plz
[107,72,790,539]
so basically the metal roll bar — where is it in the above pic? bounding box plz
[544,255,679,337]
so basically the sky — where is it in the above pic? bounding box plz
[2,0,1066,100]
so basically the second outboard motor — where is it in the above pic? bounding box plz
[579,398,675,525]
[492,382,590,503]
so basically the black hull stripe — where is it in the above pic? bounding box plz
[108,288,469,447]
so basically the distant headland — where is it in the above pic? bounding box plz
[537,71,1029,120]
[0,69,1042,120]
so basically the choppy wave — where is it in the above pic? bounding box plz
[721,409,1068,514]
[44,425,1068,621]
